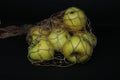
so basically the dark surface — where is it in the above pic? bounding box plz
[0,0,120,80]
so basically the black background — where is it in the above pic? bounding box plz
[0,0,120,80]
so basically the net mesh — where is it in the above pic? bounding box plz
[26,10,94,67]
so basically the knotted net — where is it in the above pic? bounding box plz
[26,10,94,67]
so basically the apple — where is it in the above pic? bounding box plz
[28,38,54,62]
[75,31,97,47]
[26,26,50,45]
[63,7,87,31]
[62,35,93,63]
[48,28,70,51]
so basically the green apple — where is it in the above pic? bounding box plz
[75,31,97,47]
[26,26,50,45]
[63,7,87,31]
[28,38,54,62]
[62,35,93,63]
[48,28,70,51]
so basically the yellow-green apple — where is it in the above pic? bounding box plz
[48,28,70,52]
[26,26,50,45]
[28,38,54,62]
[62,35,93,63]
[75,31,97,47]
[63,7,87,31]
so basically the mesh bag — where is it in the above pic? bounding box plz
[26,9,95,67]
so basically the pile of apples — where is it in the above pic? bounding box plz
[26,7,97,66]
